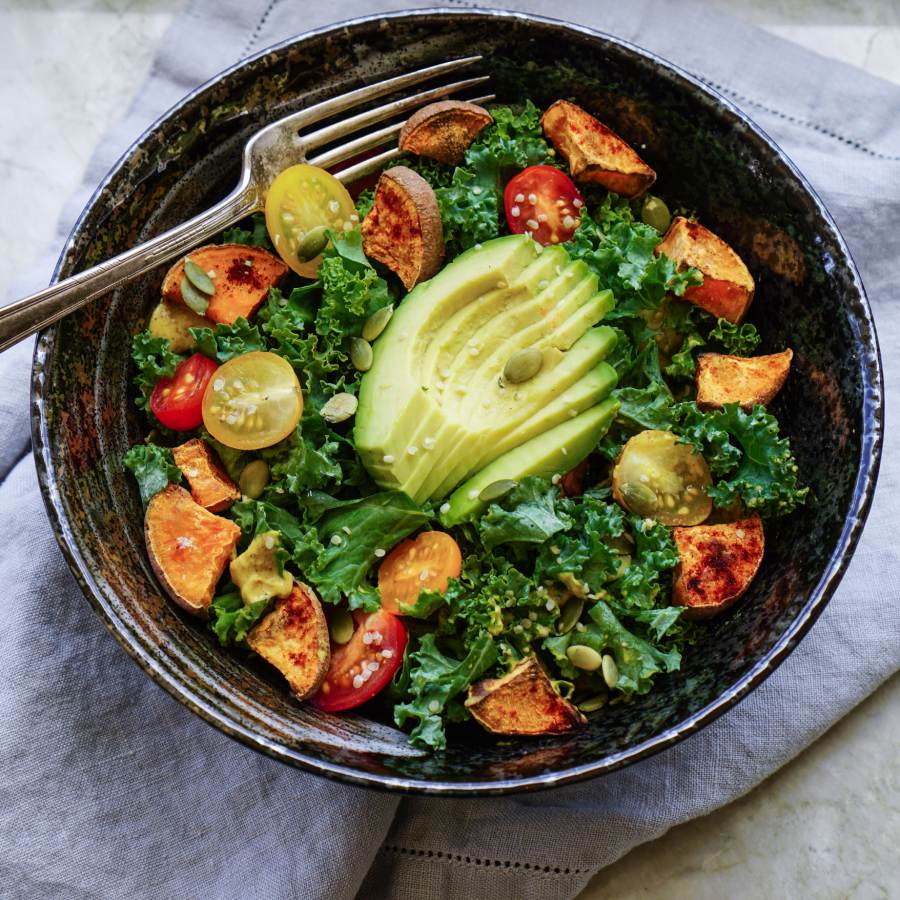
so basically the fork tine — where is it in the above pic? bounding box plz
[300,76,490,154]
[308,94,497,171]
[332,147,404,185]
[254,56,484,139]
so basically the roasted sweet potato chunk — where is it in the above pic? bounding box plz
[465,657,587,735]
[672,514,764,619]
[171,438,240,513]
[246,581,330,699]
[361,166,444,290]
[144,484,241,618]
[696,350,793,411]
[163,244,287,326]
[655,217,755,323]
[540,99,656,199]
[399,100,493,165]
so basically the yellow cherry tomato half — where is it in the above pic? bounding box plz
[201,351,302,450]
[265,164,357,278]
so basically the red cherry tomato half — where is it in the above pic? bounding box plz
[504,165,586,247]
[150,352,218,431]
[310,609,407,712]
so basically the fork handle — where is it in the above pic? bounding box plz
[0,186,259,354]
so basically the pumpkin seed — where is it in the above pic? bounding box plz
[183,258,215,295]
[350,337,373,372]
[640,194,671,234]
[619,481,659,515]
[503,348,543,384]
[239,460,271,500]
[601,654,619,689]
[180,277,210,316]
[566,644,603,671]
[578,692,608,713]
[320,392,358,424]
[557,597,584,635]
[362,304,393,342]
[478,479,518,502]
[296,225,329,262]
[329,607,354,645]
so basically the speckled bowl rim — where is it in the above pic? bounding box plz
[32,8,883,796]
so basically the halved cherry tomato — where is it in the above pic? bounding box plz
[150,352,218,431]
[504,165,586,247]
[265,164,358,278]
[377,531,462,615]
[201,351,302,450]
[309,609,407,712]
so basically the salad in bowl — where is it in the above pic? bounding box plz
[124,95,806,752]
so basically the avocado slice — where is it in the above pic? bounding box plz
[439,397,620,526]
[355,234,619,503]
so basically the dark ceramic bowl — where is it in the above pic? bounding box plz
[32,9,882,795]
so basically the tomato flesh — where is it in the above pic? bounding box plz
[378,531,462,615]
[150,353,218,431]
[504,165,585,247]
[310,609,407,712]
[201,351,302,450]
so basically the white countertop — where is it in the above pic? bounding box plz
[3,1,899,896]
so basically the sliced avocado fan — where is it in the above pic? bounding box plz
[355,234,619,504]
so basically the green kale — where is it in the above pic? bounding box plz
[122,443,182,510]
[222,212,273,251]
[208,591,273,647]
[191,317,267,363]
[478,477,573,552]
[394,631,499,751]
[433,167,500,259]
[675,402,808,515]
[130,331,184,418]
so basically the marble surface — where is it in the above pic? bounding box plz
[2,1,900,896]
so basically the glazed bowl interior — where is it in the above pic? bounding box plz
[33,10,881,794]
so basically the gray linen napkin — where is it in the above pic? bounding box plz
[2,1,898,898]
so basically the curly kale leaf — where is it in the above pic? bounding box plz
[675,402,808,515]
[208,592,272,647]
[434,167,500,258]
[122,443,182,510]
[478,477,574,552]
[191,317,267,363]
[131,331,185,419]
[394,631,499,751]
[222,212,273,251]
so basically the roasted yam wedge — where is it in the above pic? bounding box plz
[540,99,656,199]
[655,217,755,323]
[696,350,793,411]
[246,581,331,699]
[465,657,587,735]
[171,438,240,513]
[672,514,764,620]
[144,484,241,618]
[399,100,493,165]
[361,166,444,290]
[163,244,288,326]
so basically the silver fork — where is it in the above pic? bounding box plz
[0,57,491,354]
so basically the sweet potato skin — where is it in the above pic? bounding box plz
[163,244,287,326]
[655,217,755,323]
[399,100,493,165]
[540,99,656,199]
[144,484,241,619]
[361,166,444,290]
[696,350,793,411]
[171,438,240,513]
[246,581,331,699]
[672,514,764,620]
[465,657,587,735]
